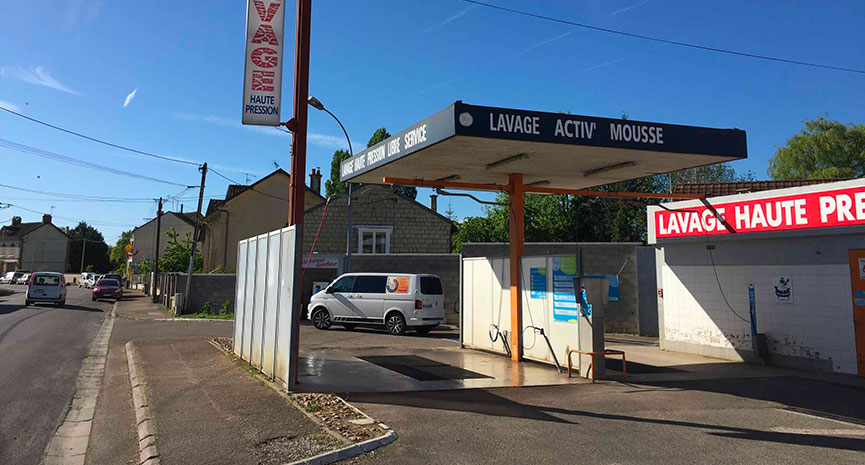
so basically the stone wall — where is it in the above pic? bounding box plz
[461,242,656,335]
[302,185,453,256]
[158,273,236,315]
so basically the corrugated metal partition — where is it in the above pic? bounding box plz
[233,226,297,387]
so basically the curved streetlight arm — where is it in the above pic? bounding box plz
[321,107,352,156]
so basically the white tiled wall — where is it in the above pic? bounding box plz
[661,262,858,374]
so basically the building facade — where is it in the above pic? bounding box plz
[0,215,70,273]
[130,211,201,269]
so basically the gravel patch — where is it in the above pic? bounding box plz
[213,336,233,353]
[255,433,341,465]
[290,393,386,443]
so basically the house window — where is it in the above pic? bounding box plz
[357,227,391,254]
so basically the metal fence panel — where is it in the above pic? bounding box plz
[274,226,296,384]
[241,238,257,360]
[251,234,268,368]
[234,239,249,357]
[261,229,281,378]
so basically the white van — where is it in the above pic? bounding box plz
[307,273,446,335]
[26,272,67,307]
[79,272,97,288]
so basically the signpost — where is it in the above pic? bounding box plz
[242,0,287,126]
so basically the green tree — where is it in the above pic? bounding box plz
[109,230,132,271]
[325,149,351,197]
[158,227,203,273]
[368,127,418,200]
[768,117,865,180]
[65,222,111,273]
[670,162,755,187]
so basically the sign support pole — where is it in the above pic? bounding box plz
[288,0,312,390]
[506,173,525,361]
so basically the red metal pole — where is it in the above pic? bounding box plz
[289,0,312,389]
[507,173,525,361]
[289,0,311,226]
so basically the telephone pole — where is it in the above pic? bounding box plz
[151,197,163,302]
[79,238,87,274]
[183,163,207,314]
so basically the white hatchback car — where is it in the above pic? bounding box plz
[26,272,67,307]
[307,273,446,335]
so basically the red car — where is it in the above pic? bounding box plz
[92,278,123,301]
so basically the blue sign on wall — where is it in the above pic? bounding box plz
[552,257,579,322]
[530,267,546,299]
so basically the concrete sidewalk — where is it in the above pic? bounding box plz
[114,291,173,320]
[133,338,337,465]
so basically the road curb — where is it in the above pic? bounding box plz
[40,302,116,465]
[207,339,397,464]
[125,341,161,465]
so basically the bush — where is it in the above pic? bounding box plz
[220,299,231,315]
[202,301,212,315]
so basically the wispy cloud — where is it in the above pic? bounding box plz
[173,112,350,149]
[123,88,137,108]
[611,0,653,16]
[64,0,104,31]
[424,5,475,33]
[579,57,629,73]
[517,31,573,56]
[0,66,81,95]
[418,78,461,95]
[0,99,20,112]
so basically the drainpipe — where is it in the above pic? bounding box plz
[221,208,230,270]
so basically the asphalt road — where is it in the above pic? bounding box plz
[0,284,113,465]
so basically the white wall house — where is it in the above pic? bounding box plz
[0,215,70,273]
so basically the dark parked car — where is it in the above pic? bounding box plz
[92,278,122,301]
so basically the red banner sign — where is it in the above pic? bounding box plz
[654,184,865,239]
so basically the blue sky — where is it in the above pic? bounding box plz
[1,0,863,244]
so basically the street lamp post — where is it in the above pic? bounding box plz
[308,96,354,272]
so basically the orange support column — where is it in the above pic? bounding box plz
[508,173,525,361]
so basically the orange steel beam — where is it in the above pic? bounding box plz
[382,177,704,200]
[507,173,524,361]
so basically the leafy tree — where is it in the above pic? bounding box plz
[325,149,351,197]
[158,227,203,273]
[768,117,865,180]
[368,127,417,200]
[109,230,132,271]
[670,162,755,187]
[65,222,111,273]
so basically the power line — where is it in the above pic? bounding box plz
[6,203,139,227]
[0,182,157,203]
[0,138,191,187]
[209,168,293,202]
[0,105,201,166]
[461,0,865,75]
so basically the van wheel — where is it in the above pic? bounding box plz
[342,323,357,330]
[386,313,406,335]
[312,308,332,330]
[415,327,432,335]
[25,300,31,306]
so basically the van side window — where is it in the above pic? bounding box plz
[354,276,387,293]
[420,276,443,295]
[331,276,355,293]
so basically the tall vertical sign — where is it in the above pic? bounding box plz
[242,0,286,126]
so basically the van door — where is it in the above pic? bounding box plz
[32,274,61,299]
[327,275,356,319]
[351,275,386,322]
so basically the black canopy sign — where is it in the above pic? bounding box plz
[340,101,747,182]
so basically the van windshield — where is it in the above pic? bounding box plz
[420,276,443,295]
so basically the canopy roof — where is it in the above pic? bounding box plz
[340,102,747,190]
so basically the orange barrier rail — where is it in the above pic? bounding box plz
[566,349,627,381]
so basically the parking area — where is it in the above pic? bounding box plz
[297,323,587,393]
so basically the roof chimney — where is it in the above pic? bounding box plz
[180,204,184,214]
[430,194,438,213]
[42,214,52,224]
[12,216,22,225]
[310,168,322,195]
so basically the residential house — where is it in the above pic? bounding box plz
[130,211,202,269]
[0,215,70,273]
[202,168,325,272]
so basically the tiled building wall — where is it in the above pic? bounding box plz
[658,234,861,375]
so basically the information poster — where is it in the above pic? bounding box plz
[772,276,793,303]
[552,256,578,322]
[530,267,546,299]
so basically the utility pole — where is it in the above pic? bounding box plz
[151,197,163,302]
[183,163,207,314]
[79,238,87,274]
